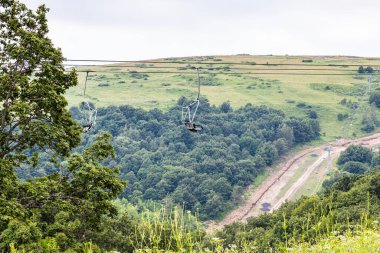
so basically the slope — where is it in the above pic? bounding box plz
[65,55,380,141]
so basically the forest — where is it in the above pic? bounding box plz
[23,100,321,220]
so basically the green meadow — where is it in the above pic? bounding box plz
[65,55,380,141]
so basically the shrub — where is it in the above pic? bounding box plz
[342,161,368,174]
[296,102,306,108]
[308,110,318,119]
[369,92,380,108]
[366,66,374,73]
[337,113,349,121]
[337,145,373,165]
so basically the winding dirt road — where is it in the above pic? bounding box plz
[206,133,380,233]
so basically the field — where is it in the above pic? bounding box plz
[65,55,380,141]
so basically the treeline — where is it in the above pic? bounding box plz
[358,65,374,74]
[65,99,319,219]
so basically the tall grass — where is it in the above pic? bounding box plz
[282,192,380,252]
[8,194,379,252]
[132,206,204,252]
[131,206,259,252]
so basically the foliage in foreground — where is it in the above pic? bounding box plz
[0,134,125,252]
[0,0,81,161]
[0,1,125,252]
[6,172,380,252]
[289,228,380,253]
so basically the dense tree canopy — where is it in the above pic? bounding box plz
[65,99,320,219]
[337,145,373,165]
[0,134,126,252]
[342,161,368,174]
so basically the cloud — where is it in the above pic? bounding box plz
[21,0,380,59]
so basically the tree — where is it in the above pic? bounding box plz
[358,66,365,74]
[202,193,224,219]
[307,110,318,119]
[0,2,126,251]
[365,66,374,73]
[342,161,368,174]
[276,124,294,148]
[337,145,373,165]
[361,104,378,132]
[286,118,320,143]
[0,0,81,161]
[274,138,288,155]
[220,101,232,113]
[371,151,380,169]
[0,134,125,252]
[369,92,380,108]
[257,143,278,166]
[337,113,348,121]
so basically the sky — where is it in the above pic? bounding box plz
[21,0,380,60]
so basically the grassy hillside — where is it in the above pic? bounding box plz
[65,55,380,141]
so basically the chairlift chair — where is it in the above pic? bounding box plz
[81,71,97,132]
[181,68,203,132]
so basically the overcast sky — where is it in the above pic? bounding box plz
[21,0,380,60]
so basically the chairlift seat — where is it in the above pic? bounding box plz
[185,122,203,132]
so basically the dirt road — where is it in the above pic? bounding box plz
[206,133,380,233]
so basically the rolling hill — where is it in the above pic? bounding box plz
[65,55,380,142]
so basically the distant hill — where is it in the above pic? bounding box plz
[66,55,380,141]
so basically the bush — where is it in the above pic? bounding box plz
[337,145,373,165]
[358,65,374,74]
[308,110,318,119]
[337,113,349,121]
[296,102,306,108]
[369,92,380,108]
[220,101,232,113]
[366,66,374,73]
[342,161,368,174]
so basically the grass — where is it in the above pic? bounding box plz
[252,170,269,188]
[291,159,329,200]
[8,193,379,253]
[284,193,380,253]
[277,154,318,198]
[132,207,204,252]
[289,229,380,253]
[65,55,380,142]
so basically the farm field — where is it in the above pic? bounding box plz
[65,55,380,141]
